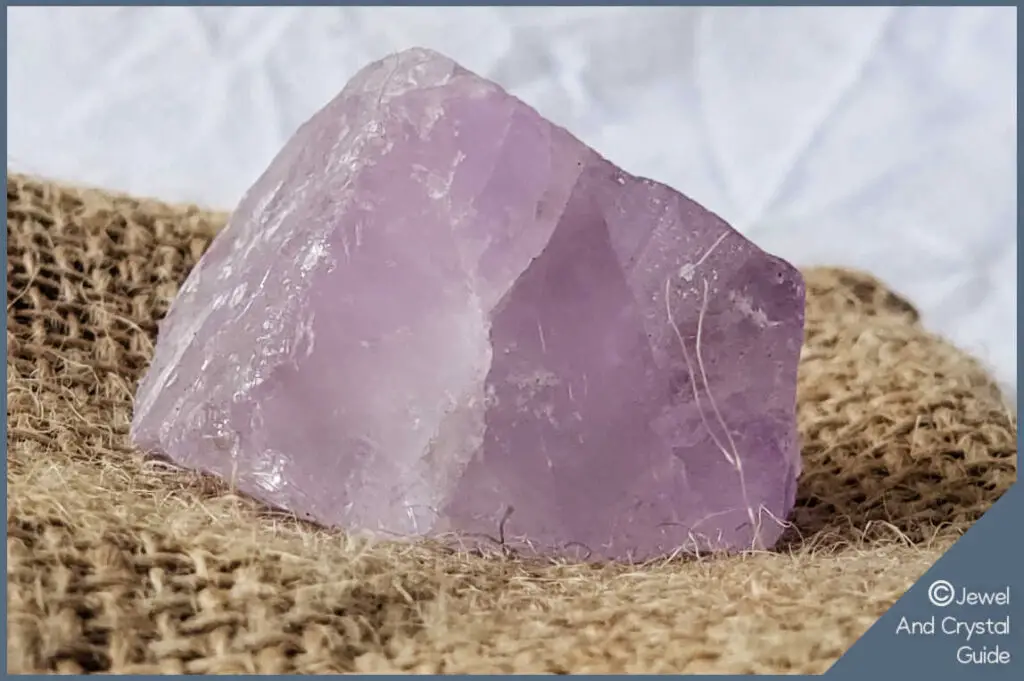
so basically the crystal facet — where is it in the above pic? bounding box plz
[131,48,806,561]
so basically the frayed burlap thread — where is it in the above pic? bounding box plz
[6,173,1017,674]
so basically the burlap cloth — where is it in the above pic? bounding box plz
[6,172,1017,675]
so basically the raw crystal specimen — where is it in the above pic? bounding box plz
[131,47,806,561]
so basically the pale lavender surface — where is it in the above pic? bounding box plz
[131,47,806,561]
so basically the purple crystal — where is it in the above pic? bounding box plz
[131,48,805,561]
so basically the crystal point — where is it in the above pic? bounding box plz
[131,48,806,561]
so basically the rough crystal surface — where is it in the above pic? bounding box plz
[131,47,806,561]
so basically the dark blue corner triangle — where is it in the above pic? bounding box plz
[827,483,1021,679]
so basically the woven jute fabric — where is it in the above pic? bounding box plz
[6,172,1017,674]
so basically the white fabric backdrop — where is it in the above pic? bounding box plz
[7,6,1017,397]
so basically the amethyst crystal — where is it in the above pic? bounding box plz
[131,47,806,561]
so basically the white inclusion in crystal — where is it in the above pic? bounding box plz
[376,309,494,536]
[678,232,729,283]
[327,124,376,177]
[417,101,447,139]
[253,451,287,493]
[414,152,464,202]
[294,312,316,358]
[302,239,328,275]
[729,290,775,328]
[230,283,248,307]
[250,179,284,226]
